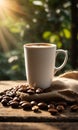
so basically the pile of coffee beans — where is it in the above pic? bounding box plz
[0,84,78,115]
[17,84,44,94]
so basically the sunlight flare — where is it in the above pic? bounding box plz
[0,0,25,51]
[0,0,25,19]
[0,0,5,6]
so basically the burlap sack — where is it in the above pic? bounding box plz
[17,71,78,103]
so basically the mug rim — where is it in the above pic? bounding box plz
[24,43,56,48]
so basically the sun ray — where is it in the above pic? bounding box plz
[0,0,26,51]
[1,26,18,47]
[0,27,9,51]
[0,0,26,20]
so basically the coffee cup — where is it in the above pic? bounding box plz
[24,43,68,89]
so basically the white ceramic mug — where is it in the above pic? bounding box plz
[24,43,68,89]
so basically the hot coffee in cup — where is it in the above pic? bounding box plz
[24,43,68,89]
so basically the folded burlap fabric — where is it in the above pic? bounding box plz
[17,71,78,103]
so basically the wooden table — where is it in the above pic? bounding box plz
[0,81,78,130]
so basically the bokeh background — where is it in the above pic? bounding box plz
[0,0,78,80]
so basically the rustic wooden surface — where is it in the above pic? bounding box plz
[0,81,78,130]
[0,122,78,130]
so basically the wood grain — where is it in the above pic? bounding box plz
[0,122,78,130]
[0,81,78,122]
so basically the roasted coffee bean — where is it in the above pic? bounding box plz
[19,100,27,106]
[50,101,56,105]
[0,96,3,102]
[1,99,8,106]
[48,104,55,109]
[6,91,16,97]
[26,86,35,91]
[25,86,31,91]
[13,97,20,102]
[18,88,25,92]
[10,101,19,108]
[32,105,39,112]
[8,100,13,105]
[48,108,58,115]
[70,105,78,112]
[10,92,16,97]
[8,88,14,91]
[38,102,48,110]
[30,101,37,106]
[3,96,12,101]
[27,89,35,95]
[36,88,43,94]
[18,84,28,90]
[0,91,6,96]
[30,87,35,91]
[14,86,19,91]
[56,105,65,112]
[56,102,67,108]
[18,87,27,93]
[21,102,32,110]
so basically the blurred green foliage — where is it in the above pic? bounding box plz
[0,0,73,80]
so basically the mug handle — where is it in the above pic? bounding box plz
[54,49,68,74]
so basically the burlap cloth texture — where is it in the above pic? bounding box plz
[17,71,78,103]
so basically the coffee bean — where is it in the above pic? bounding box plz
[26,86,35,91]
[0,96,3,102]
[19,101,27,106]
[18,88,26,93]
[13,97,20,102]
[50,101,55,105]
[56,102,67,108]
[14,86,19,91]
[0,91,6,96]
[36,88,43,94]
[6,91,16,98]
[3,96,12,101]
[27,89,35,95]
[56,105,65,112]
[30,87,35,91]
[30,101,37,106]
[18,84,29,92]
[48,104,55,109]
[32,105,39,112]
[18,87,27,93]
[1,99,8,106]
[21,102,32,110]
[8,88,14,91]
[38,102,48,110]
[8,100,13,105]
[10,101,19,108]
[48,108,58,115]
[70,105,78,112]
